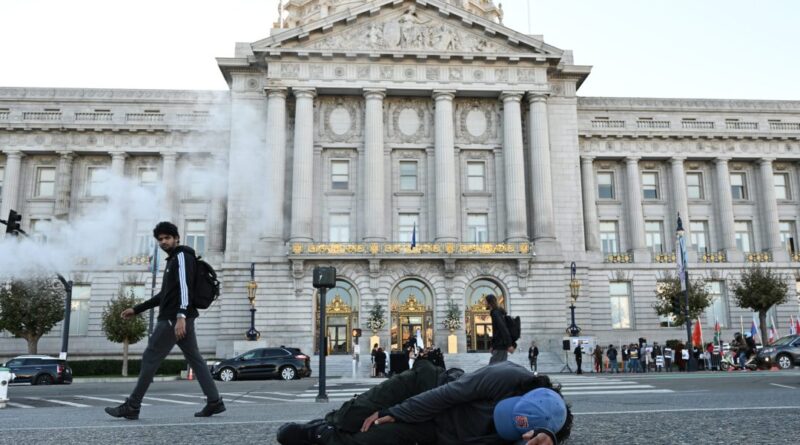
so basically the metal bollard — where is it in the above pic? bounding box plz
[0,367,14,409]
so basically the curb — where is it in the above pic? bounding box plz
[71,376,180,384]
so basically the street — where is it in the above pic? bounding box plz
[1,370,799,444]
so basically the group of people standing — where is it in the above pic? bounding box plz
[574,342,680,374]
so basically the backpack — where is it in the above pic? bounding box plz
[192,256,220,309]
[504,314,521,343]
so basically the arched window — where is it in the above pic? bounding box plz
[390,279,434,351]
[465,279,505,352]
[314,279,359,355]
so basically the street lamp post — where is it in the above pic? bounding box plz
[676,215,697,372]
[567,262,581,337]
[246,263,260,341]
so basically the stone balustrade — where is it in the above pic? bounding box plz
[75,112,113,121]
[681,120,714,129]
[23,111,61,120]
[591,119,625,128]
[769,122,800,131]
[725,121,758,130]
[289,241,532,257]
[636,120,671,129]
[0,110,9,120]
[126,112,165,123]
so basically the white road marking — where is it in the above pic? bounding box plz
[25,397,91,408]
[575,405,800,415]
[140,396,197,405]
[76,396,152,406]
[770,383,796,390]
[562,389,674,395]
[169,393,254,404]
[219,392,291,402]
[254,391,294,396]
[6,402,34,409]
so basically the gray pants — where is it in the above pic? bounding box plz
[129,319,219,407]
[489,348,508,364]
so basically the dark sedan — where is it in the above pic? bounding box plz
[3,355,73,385]
[756,335,800,369]
[210,347,312,381]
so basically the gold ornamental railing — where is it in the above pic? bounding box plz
[700,251,727,263]
[745,252,772,263]
[290,242,532,256]
[604,252,633,263]
[655,252,676,263]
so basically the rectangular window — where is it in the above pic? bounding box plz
[329,213,350,242]
[399,161,418,191]
[133,220,155,256]
[645,221,664,254]
[466,162,486,191]
[398,213,419,243]
[730,172,747,200]
[686,172,704,199]
[86,167,108,197]
[780,221,796,252]
[597,172,615,199]
[641,172,659,200]
[184,220,206,257]
[774,173,790,200]
[122,284,147,300]
[466,213,489,242]
[599,221,619,254]
[690,221,709,254]
[331,160,349,190]
[609,282,632,329]
[734,221,753,252]
[139,168,158,191]
[70,285,91,336]
[186,169,210,198]
[35,167,56,197]
[704,281,727,328]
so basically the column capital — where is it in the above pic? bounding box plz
[670,156,687,163]
[56,150,74,159]
[625,156,641,163]
[759,157,776,165]
[432,90,456,101]
[363,88,387,100]
[161,151,179,161]
[527,92,550,103]
[500,91,525,102]
[1,149,23,158]
[580,155,596,163]
[714,156,731,164]
[264,87,288,98]
[292,87,317,99]
[108,150,128,160]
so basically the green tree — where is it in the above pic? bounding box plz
[0,276,65,354]
[653,272,712,327]
[730,265,788,345]
[365,301,386,334]
[101,289,147,376]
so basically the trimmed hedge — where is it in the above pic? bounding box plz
[68,359,187,377]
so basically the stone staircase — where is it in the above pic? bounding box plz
[314,350,567,379]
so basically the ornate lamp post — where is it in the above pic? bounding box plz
[567,261,581,337]
[246,263,260,341]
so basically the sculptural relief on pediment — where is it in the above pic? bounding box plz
[288,6,525,54]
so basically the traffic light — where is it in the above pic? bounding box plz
[5,210,22,235]
[671,293,682,316]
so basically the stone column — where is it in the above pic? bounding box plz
[263,87,288,243]
[0,150,23,220]
[580,156,600,251]
[670,156,690,244]
[527,93,557,253]
[161,152,178,221]
[363,88,386,241]
[54,151,74,218]
[290,87,316,242]
[209,153,227,253]
[433,90,457,242]
[109,151,127,178]
[714,157,740,261]
[625,157,649,261]
[759,158,787,261]
[500,92,528,242]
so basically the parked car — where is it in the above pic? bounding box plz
[2,355,73,385]
[210,347,311,382]
[756,335,800,369]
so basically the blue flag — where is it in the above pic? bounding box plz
[411,222,416,250]
[676,235,687,291]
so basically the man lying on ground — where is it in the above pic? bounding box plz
[277,358,572,445]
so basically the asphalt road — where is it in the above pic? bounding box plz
[1,370,799,444]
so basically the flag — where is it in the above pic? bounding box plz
[713,318,721,345]
[795,316,800,336]
[769,315,778,344]
[750,314,759,343]
[411,222,416,250]
[676,233,687,291]
[692,318,703,347]
[789,315,796,336]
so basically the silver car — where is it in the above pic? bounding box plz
[757,335,800,369]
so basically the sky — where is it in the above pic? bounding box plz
[0,0,798,100]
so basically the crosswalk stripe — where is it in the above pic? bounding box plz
[561,389,673,395]
[77,396,152,406]
[6,401,34,409]
[141,396,197,405]
[25,397,91,408]
[169,393,255,404]
[255,391,294,396]
[560,384,654,390]
[219,393,291,402]
[557,381,641,386]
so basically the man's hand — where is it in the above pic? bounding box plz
[360,411,379,432]
[121,308,135,320]
[522,430,554,445]
[175,317,186,340]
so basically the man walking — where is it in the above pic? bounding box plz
[486,294,513,364]
[528,341,539,373]
[105,222,224,420]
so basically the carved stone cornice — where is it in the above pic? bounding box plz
[578,96,800,113]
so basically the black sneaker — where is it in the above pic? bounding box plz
[276,419,327,445]
[194,398,226,417]
[104,399,140,420]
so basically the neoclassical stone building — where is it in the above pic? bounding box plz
[2,0,800,359]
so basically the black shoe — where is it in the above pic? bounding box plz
[276,419,327,445]
[104,399,140,420]
[194,398,226,417]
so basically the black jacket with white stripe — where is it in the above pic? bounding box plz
[134,245,199,321]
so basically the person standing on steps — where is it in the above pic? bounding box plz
[528,341,539,373]
[486,294,513,364]
[574,343,583,375]
[105,221,224,420]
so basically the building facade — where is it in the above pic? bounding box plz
[2,0,800,359]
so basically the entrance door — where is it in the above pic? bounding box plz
[474,315,493,351]
[400,316,423,347]
[327,316,349,355]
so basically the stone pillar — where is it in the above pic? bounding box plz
[580,156,600,251]
[500,92,528,242]
[263,87,288,244]
[625,157,649,262]
[0,150,23,220]
[759,158,787,261]
[527,93,557,254]
[290,87,316,242]
[670,156,691,245]
[433,90,457,242]
[714,157,740,261]
[363,88,386,241]
[109,151,127,178]
[54,151,74,218]
[161,152,178,221]
[209,153,227,253]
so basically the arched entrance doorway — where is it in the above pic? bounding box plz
[465,279,505,352]
[390,279,434,351]
[314,280,359,355]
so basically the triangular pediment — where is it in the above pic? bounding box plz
[252,0,563,60]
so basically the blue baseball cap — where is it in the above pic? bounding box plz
[493,388,567,442]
